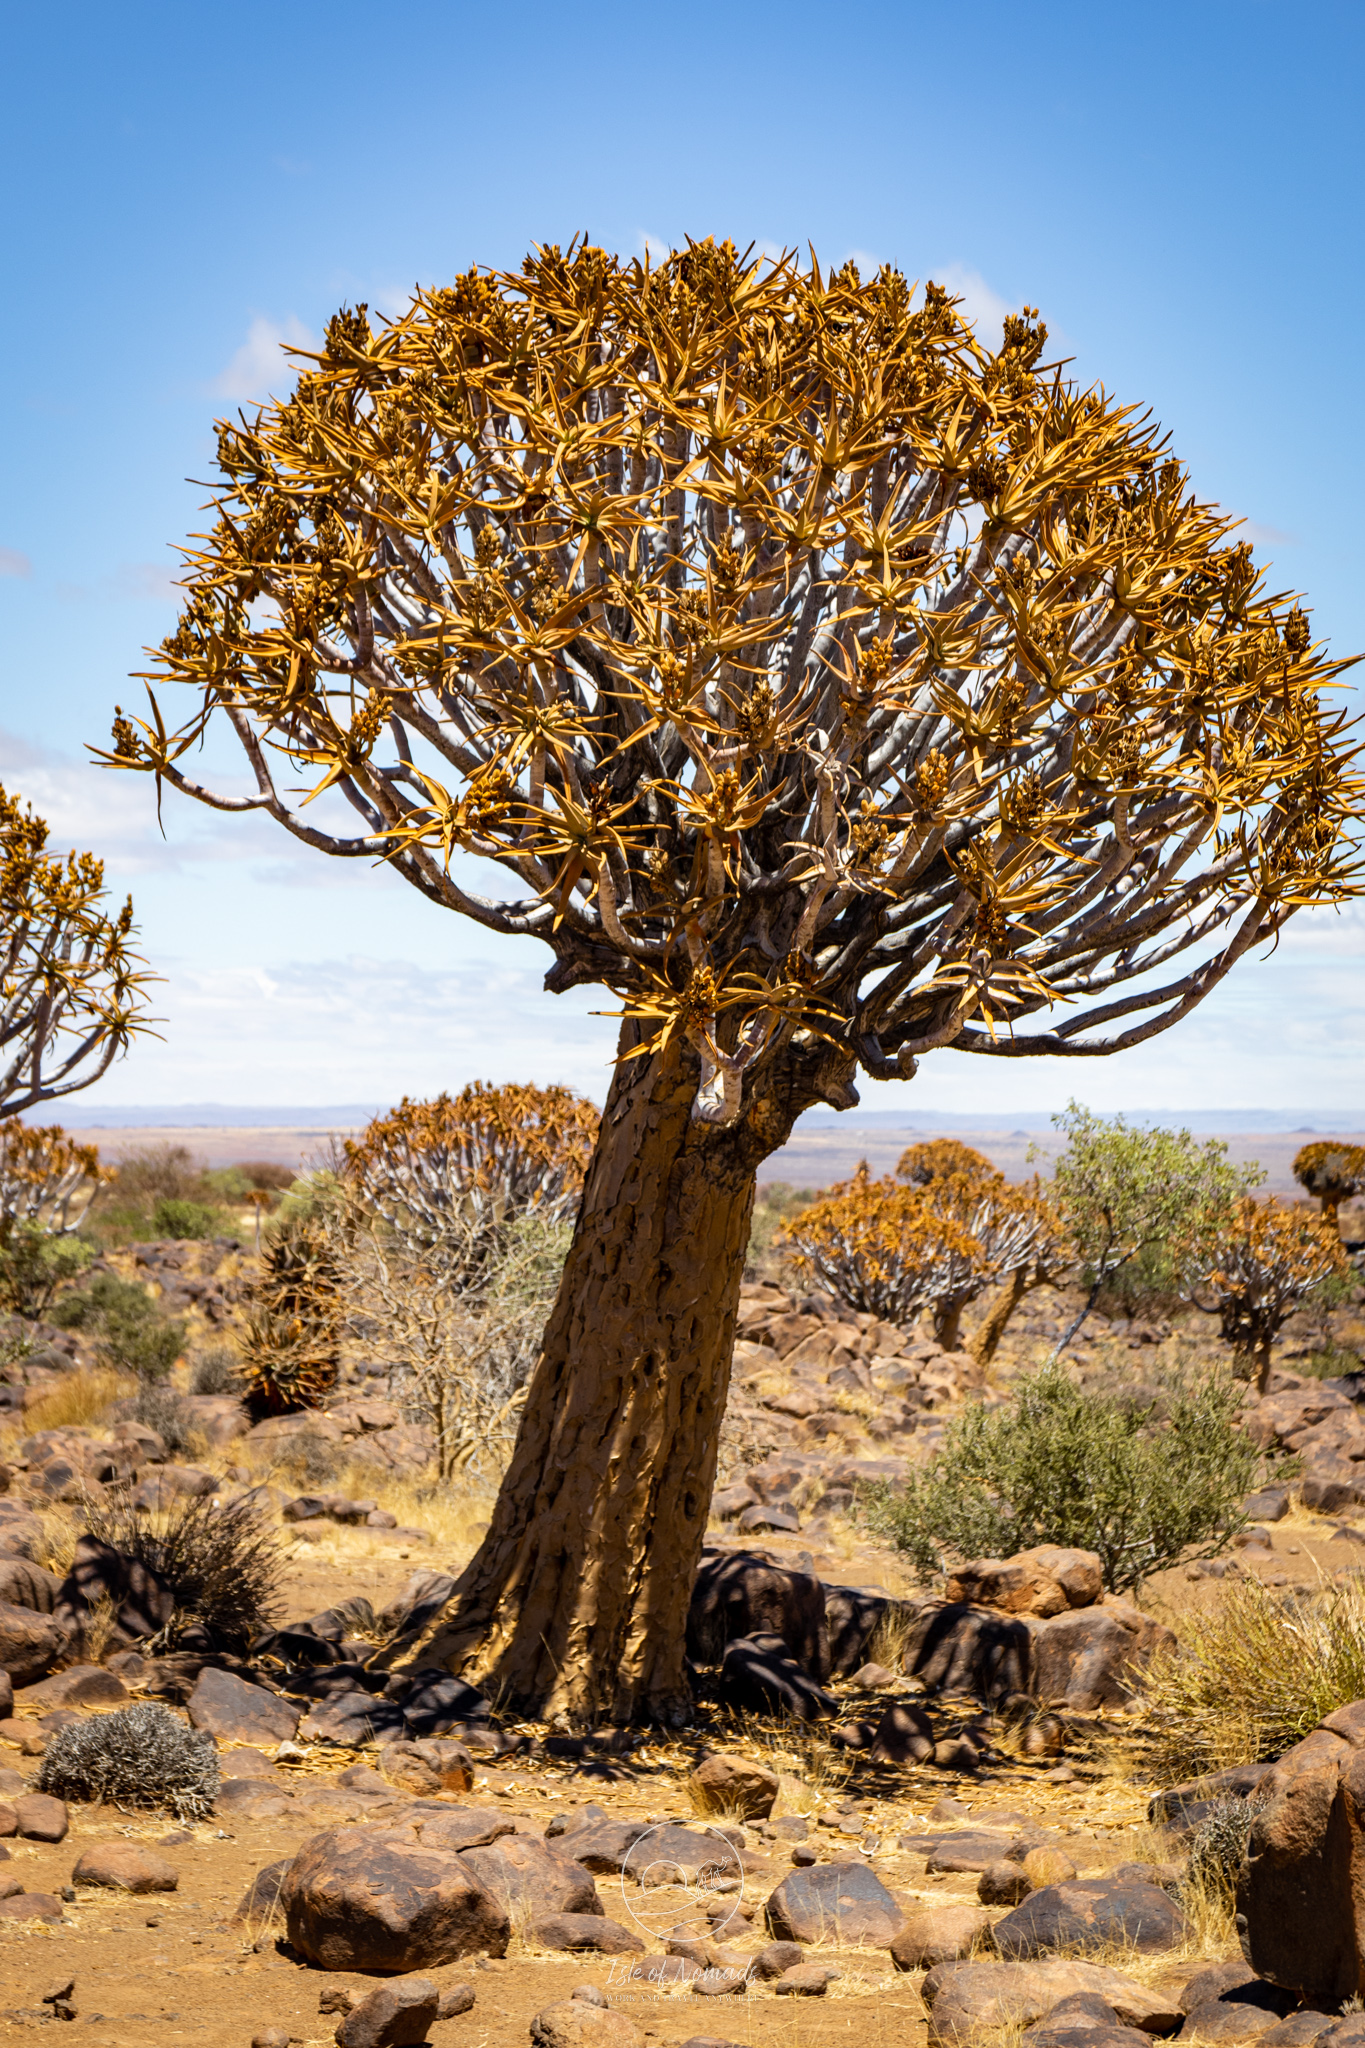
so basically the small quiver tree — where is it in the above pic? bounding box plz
[1292,1141,1365,1236]
[1,783,152,1114]
[0,1119,109,1317]
[342,1082,597,1289]
[779,1160,1062,1358]
[1184,1195,1349,1393]
[896,1137,1070,1358]
[897,1138,996,1186]
[239,1217,344,1415]
[102,242,1364,1722]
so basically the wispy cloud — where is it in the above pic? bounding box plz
[213,315,315,405]
[1220,511,1300,552]
[0,546,32,578]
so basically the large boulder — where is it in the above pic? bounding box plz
[946,1549,1103,1618]
[1029,1601,1175,1711]
[992,1879,1184,1960]
[1238,1700,1365,2002]
[718,1633,836,1720]
[922,1959,1182,2046]
[281,1825,509,1971]
[0,1600,68,1684]
[764,1861,905,1946]
[0,1559,59,1613]
[905,1602,1033,1701]
[687,1550,830,1677]
[458,1836,601,1917]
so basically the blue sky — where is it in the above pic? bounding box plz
[3,0,1363,1116]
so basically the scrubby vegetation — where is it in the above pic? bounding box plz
[37,1702,220,1819]
[51,1270,185,1382]
[238,1215,344,1415]
[81,1491,283,1650]
[867,1360,1262,1591]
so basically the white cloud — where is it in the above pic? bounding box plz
[72,952,616,1109]
[1219,511,1299,553]
[0,546,31,578]
[213,315,315,405]
[842,248,882,277]
[934,264,1014,351]
[113,562,182,602]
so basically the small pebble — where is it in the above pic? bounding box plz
[252,2032,290,2048]
[571,1985,608,2007]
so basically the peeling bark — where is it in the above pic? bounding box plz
[406,1023,828,1725]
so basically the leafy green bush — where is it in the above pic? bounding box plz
[152,1196,219,1240]
[0,1220,92,1318]
[867,1361,1260,1591]
[50,1272,185,1382]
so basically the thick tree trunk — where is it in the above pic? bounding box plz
[405,1024,817,1726]
[967,1267,1032,1367]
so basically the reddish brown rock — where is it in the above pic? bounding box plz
[529,2001,645,2048]
[687,1550,830,1677]
[20,1663,129,1709]
[458,1835,601,1917]
[72,1842,179,1892]
[1028,1600,1176,1711]
[187,1666,300,1746]
[891,1904,992,1969]
[922,1959,1182,2045]
[687,1751,780,1820]
[1238,1703,1365,2002]
[282,1824,509,1971]
[14,1792,68,1841]
[764,1862,904,1945]
[0,1601,68,1685]
[947,1549,1103,1618]
[334,1975,439,2048]
[0,1890,63,1922]
[532,1912,644,1954]
[992,1879,1184,1959]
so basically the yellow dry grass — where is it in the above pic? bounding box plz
[6,1368,130,1438]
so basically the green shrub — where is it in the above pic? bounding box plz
[0,1220,92,1318]
[50,1271,185,1382]
[867,1360,1260,1591]
[152,1196,219,1240]
[130,1380,199,1455]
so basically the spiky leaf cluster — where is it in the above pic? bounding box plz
[37,1700,221,1819]
[82,1489,284,1650]
[1,783,153,1116]
[343,1080,596,1285]
[105,241,1363,1125]
[238,1216,344,1414]
[0,1119,107,1240]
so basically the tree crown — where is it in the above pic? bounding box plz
[104,240,1363,1126]
[1292,1140,1365,1207]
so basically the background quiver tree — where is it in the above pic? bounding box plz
[1183,1195,1350,1393]
[1292,1141,1365,1236]
[778,1157,1063,1358]
[1,782,153,1114]
[239,1217,344,1415]
[897,1138,996,1186]
[0,1119,108,1317]
[102,240,1365,1723]
[342,1082,597,1289]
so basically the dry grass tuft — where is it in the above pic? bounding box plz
[1141,1572,1365,1782]
[13,1368,130,1436]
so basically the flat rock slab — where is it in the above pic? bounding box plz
[561,1819,653,1873]
[216,1780,295,1820]
[282,1824,509,1971]
[915,1831,1023,1872]
[405,1807,516,1854]
[923,1959,1184,2045]
[623,1824,741,1888]
[765,1861,905,1946]
[532,1912,644,1954]
[299,1691,407,1745]
[19,1663,127,1709]
[992,1880,1185,1959]
[1180,2006,1291,2043]
[187,1667,300,1746]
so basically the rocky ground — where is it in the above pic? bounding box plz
[3,1227,1365,2047]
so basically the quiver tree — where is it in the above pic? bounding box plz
[779,1158,1062,1356]
[343,1082,597,1287]
[1,783,153,1114]
[1184,1196,1348,1393]
[100,239,1364,1722]
[1292,1141,1365,1236]
[897,1137,996,1186]
[0,1119,108,1239]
